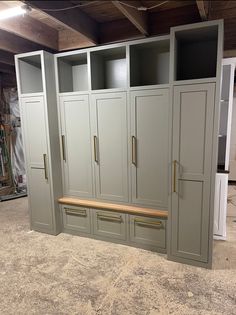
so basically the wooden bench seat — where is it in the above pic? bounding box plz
[58,197,168,218]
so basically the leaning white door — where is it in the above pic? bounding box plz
[214,173,228,239]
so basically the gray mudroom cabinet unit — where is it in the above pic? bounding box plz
[15,51,62,235]
[15,19,223,268]
[171,83,215,263]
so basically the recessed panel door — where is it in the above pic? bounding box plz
[130,89,169,208]
[170,83,215,263]
[60,94,94,198]
[91,92,128,202]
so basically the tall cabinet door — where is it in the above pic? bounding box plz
[59,94,94,198]
[20,96,53,232]
[91,92,128,202]
[130,89,169,208]
[170,83,215,264]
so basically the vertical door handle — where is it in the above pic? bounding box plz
[61,135,66,161]
[173,160,177,193]
[93,135,98,163]
[132,136,137,166]
[43,154,48,180]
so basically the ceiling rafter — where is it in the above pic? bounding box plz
[0,2,58,50]
[111,1,148,36]
[196,0,209,21]
[0,29,55,54]
[24,1,98,45]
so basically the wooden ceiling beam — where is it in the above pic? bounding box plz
[58,29,96,51]
[196,0,209,21]
[100,18,142,44]
[111,1,148,36]
[25,1,98,45]
[0,29,55,54]
[0,3,58,50]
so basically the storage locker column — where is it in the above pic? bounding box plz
[20,96,53,232]
[169,83,215,265]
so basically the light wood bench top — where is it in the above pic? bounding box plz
[58,197,168,218]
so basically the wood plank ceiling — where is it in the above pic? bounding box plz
[0,0,235,86]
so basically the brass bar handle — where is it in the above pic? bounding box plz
[61,135,66,162]
[94,135,98,163]
[134,218,163,228]
[97,213,122,222]
[43,154,48,180]
[65,208,87,217]
[173,160,177,193]
[132,136,137,166]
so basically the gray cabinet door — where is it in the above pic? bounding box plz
[20,96,53,232]
[91,92,128,202]
[170,83,215,264]
[60,94,94,198]
[92,210,127,240]
[130,89,169,208]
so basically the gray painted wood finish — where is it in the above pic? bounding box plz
[60,204,167,252]
[91,92,128,202]
[170,83,215,263]
[92,209,127,240]
[59,94,94,198]
[20,96,53,231]
[130,89,169,208]
[129,215,166,249]
[62,205,91,233]
[18,56,43,94]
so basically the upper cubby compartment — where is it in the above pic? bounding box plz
[174,25,218,81]
[130,40,170,87]
[57,53,88,93]
[90,47,127,90]
[18,54,43,94]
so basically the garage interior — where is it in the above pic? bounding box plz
[0,1,236,314]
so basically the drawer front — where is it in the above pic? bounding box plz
[92,210,127,240]
[129,215,166,249]
[62,205,91,233]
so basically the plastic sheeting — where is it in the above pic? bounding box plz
[3,88,26,191]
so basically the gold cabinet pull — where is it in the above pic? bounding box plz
[43,154,48,180]
[97,213,122,222]
[173,160,177,193]
[61,135,66,161]
[134,218,163,228]
[94,135,98,163]
[65,208,87,217]
[132,136,137,166]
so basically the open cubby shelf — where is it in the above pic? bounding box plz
[91,47,127,90]
[18,55,43,94]
[57,53,88,93]
[130,40,170,87]
[174,25,218,81]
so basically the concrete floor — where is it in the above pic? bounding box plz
[0,196,235,315]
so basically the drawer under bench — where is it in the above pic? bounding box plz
[59,198,167,253]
